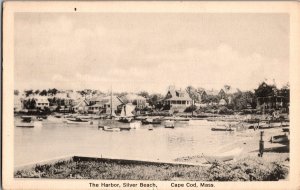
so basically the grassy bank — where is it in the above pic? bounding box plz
[14,156,289,181]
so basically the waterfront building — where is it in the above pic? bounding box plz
[88,95,123,114]
[163,86,192,112]
[35,96,50,110]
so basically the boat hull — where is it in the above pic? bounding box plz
[211,128,234,131]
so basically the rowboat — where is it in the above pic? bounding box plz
[202,148,243,163]
[141,118,162,125]
[66,118,89,124]
[270,134,289,143]
[119,126,131,131]
[165,120,175,128]
[148,125,154,131]
[103,126,121,132]
[211,127,234,131]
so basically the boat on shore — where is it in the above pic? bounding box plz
[202,148,243,163]
[16,116,35,128]
[270,134,289,143]
[148,125,154,130]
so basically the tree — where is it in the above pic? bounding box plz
[34,90,40,95]
[24,90,34,97]
[148,93,164,106]
[40,90,48,96]
[186,86,199,102]
[48,88,58,95]
[232,91,256,110]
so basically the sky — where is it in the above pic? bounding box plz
[14,13,289,94]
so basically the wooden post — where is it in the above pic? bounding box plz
[259,131,264,157]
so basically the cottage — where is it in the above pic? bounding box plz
[88,95,123,114]
[163,87,192,112]
[35,96,50,109]
[73,98,89,113]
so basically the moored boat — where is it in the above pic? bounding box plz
[165,120,175,128]
[282,127,289,132]
[141,118,162,125]
[148,125,154,130]
[211,124,234,131]
[103,126,121,132]
[66,118,89,124]
[16,116,35,128]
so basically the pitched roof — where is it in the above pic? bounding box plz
[165,89,192,101]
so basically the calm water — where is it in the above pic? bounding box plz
[14,116,241,166]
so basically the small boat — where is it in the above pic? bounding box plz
[54,114,63,118]
[281,122,289,127]
[202,148,243,163]
[36,116,44,121]
[270,134,289,143]
[165,120,175,128]
[119,126,131,131]
[164,117,189,121]
[141,118,162,125]
[103,126,120,132]
[148,125,154,131]
[211,126,234,131]
[66,118,89,124]
[129,121,141,129]
[117,104,135,123]
[16,116,34,128]
[282,127,289,132]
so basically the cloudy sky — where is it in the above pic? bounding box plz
[14,13,289,93]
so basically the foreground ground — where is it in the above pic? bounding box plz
[14,154,289,181]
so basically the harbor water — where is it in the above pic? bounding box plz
[14,116,250,166]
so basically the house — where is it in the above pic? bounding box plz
[119,94,147,109]
[88,95,123,114]
[163,87,192,112]
[35,96,50,110]
[256,95,288,112]
[73,98,89,113]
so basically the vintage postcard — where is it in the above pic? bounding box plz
[2,1,300,190]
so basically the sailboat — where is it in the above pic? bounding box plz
[116,104,136,123]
